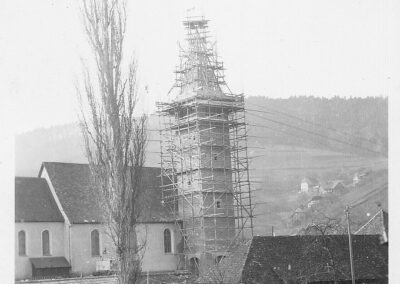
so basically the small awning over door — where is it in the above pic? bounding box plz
[30,257,71,269]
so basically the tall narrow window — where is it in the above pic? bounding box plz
[42,230,50,256]
[91,230,100,256]
[216,255,225,263]
[18,230,26,256]
[164,229,172,253]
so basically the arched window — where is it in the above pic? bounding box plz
[18,230,26,256]
[91,230,100,256]
[190,257,199,276]
[42,230,50,256]
[164,229,172,253]
[216,255,225,264]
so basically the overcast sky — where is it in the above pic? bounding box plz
[1,0,399,134]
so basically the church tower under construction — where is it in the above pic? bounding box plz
[157,16,254,275]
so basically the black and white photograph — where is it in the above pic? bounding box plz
[1,0,398,283]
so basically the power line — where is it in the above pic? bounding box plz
[246,112,386,157]
[247,123,358,155]
[248,161,386,171]
[245,101,383,148]
[147,108,386,156]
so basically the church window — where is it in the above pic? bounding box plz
[190,257,200,276]
[91,229,100,256]
[215,255,225,263]
[42,230,50,256]
[18,230,26,256]
[164,229,172,253]
[216,200,222,209]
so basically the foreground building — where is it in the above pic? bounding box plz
[240,235,388,283]
[199,235,388,283]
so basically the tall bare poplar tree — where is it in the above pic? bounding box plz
[78,0,146,283]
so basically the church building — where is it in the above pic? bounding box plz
[15,162,182,280]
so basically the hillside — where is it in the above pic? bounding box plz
[15,96,388,235]
[246,96,387,155]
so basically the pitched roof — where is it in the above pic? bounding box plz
[15,177,64,222]
[331,180,345,188]
[310,195,323,201]
[355,209,388,241]
[302,177,318,186]
[241,235,387,283]
[197,241,251,283]
[321,180,345,190]
[40,162,174,224]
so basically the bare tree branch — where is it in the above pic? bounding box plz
[78,0,147,283]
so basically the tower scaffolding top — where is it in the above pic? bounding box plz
[167,16,237,101]
[183,16,209,29]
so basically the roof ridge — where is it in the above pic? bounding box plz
[43,161,88,165]
[15,176,46,179]
[42,161,160,170]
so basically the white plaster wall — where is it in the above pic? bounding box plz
[15,222,65,280]
[138,223,182,272]
[70,224,115,276]
[16,222,182,277]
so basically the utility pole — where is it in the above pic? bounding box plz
[345,205,356,284]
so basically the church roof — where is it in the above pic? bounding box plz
[15,177,64,222]
[39,162,174,224]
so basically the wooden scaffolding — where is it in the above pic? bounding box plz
[157,16,254,270]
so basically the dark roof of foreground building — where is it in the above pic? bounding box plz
[39,162,174,224]
[15,177,64,222]
[241,235,388,284]
[197,241,251,284]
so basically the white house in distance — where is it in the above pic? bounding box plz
[15,162,182,280]
[300,177,319,193]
